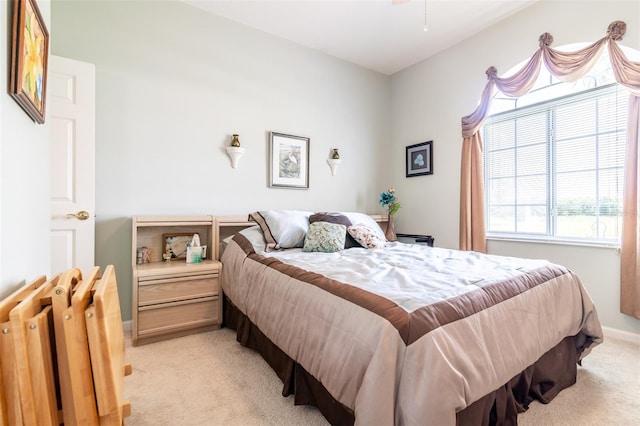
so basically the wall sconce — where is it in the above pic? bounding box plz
[326,148,341,176]
[226,134,245,169]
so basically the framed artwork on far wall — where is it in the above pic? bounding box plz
[9,0,49,124]
[406,141,433,177]
[269,132,310,189]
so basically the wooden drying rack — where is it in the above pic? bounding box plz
[0,265,131,425]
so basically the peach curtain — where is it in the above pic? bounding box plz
[621,96,639,318]
[459,22,640,318]
[459,132,486,252]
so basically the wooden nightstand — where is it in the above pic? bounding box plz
[131,216,222,346]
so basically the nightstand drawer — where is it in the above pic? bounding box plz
[138,274,219,306]
[138,296,219,336]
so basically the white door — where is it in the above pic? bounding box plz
[49,56,96,276]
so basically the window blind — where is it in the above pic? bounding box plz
[483,83,628,244]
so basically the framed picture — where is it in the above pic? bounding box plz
[269,132,310,189]
[9,0,49,124]
[162,233,197,259]
[406,141,433,177]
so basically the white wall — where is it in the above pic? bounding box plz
[0,0,51,299]
[51,0,391,320]
[391,0,640,335]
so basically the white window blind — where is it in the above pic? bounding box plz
[483,83,628,244]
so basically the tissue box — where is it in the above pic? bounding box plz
[186,245,207,264]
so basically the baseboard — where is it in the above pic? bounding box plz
[602,326,640,346]
[122,320,132,332]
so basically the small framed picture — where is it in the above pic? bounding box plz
[269,132,310,189]
[406,141,433,177]
[162,233,196,259]
[9,0,49,124]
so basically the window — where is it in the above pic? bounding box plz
[483,48,629,245]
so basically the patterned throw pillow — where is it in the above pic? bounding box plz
[341,212,387,242]
[347,224,386,249]
[302,222,347,253]
[309,212,359,249]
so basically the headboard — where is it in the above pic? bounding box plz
[215,216,255,260]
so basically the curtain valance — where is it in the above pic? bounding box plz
[462,21,636,138]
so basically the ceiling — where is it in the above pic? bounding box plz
[184,0,538,75]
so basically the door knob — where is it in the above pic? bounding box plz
[66,210,90,220]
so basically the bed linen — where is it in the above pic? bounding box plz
[221,229,603,425]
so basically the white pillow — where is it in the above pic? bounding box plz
[340,212,387,242]
[248,210,313,250]
[238,225,267,253]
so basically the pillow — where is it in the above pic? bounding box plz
[341,212,387,242]
[347,224,386,249]
[302,222,347,253]
[248,210,312,251]
[309,212,359,249]
[238,225,267,253]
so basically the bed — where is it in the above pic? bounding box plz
[220,210,603,425]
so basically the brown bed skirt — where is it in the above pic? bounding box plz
[223,295,578,426]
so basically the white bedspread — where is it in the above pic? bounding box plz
[264,242,550,312]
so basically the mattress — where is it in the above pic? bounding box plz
[221,228,603,425]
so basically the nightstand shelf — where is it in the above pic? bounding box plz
[131,216,221,346]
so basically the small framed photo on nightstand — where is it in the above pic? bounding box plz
[163,233,196,259]
[406,141,433,177]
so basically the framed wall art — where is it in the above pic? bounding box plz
[9,0,49,124]
[406,141,433,177]
[269,132,310,189]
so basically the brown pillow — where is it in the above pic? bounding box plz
[309,212,358,249]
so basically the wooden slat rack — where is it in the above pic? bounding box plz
[0,266,131,425]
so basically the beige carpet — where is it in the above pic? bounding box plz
[124,328,639,425]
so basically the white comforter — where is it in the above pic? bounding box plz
[264,242,550,312]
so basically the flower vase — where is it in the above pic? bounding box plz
[385,214,397,242]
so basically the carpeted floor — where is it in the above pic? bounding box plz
[124,328,639,425]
